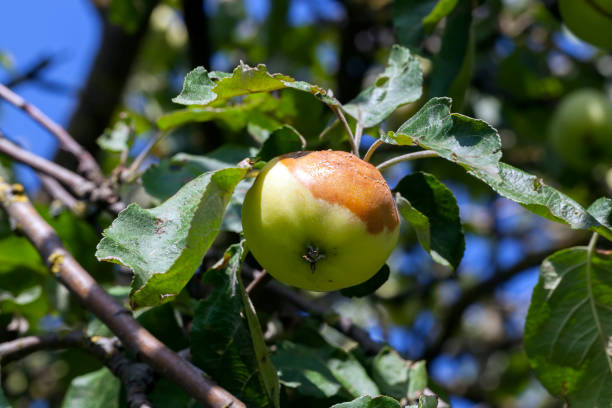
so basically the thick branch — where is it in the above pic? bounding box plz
[0,83,102,183]
[0,179,245,408]
[0,331,153,408]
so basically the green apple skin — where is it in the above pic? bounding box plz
[242,151,400,292]
[549,89,612,170]
[559,0,612,49]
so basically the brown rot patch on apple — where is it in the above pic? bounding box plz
[301,244,326,273]
[280,150,400,234]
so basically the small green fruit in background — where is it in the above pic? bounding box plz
[242,150,400,291]
[549,89,612,170]
[559,0,612,49]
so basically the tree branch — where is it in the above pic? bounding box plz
[0,331,153,408]
[0,83,103,183]
[39,174,85,215]
[0,179,245,408]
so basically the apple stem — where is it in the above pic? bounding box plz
[353,110,364,157]
[376,150,439,171]
[363,139,383,163]
[329,104,359,157]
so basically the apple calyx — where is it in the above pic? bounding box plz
[301,244,326,273]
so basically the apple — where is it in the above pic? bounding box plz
[559,0,612,49]
[549,89,612,170]
[242,150,400,291]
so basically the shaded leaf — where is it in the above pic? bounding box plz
[190,243,280,407]
[343,45,422,127]
[61,368,119,408]
[340,265,390,298]
[428,0,473,111]
[257,125,306,161]
[383,97,502,178]
[471,163,612,241]
[418,395,438,408]
[96,167,246,309]
[148,378,191,408]
[136,303,188,351]
[393,1,440,48]
[394,172,464,269]
[0,387,10,408]
[524,248,612,407]
[422,0,460,32]
[371,347,428,400]
[272,341,379,399]
[330,395,401,408]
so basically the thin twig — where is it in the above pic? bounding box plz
[353,110,364,158]
[122,131,167,183]
[0,135,95,196]
[363,139,383,163]
[39,174,85,215]
[0,331,153,408]
[376,150,439,171]
[246,270,270,294]
[0,179,245,408]
[329,105,358,156]
[318,118,340,141]
[0,82,103,183]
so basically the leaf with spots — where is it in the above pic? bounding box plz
[524,247,612,407]
[190,243,280,408]
[95,167,247,309]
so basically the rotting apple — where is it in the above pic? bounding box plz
[242,150,400,291]
[559,0,612,49]
[549,89,612,170]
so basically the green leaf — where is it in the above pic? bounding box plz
[330,395,401,408]
[272,341,379,399]
[343,45,422,128]
[418,395,438,408]
[96,167,247,309]
[587,197,612,231]
[108,0,155,33]
[394,172,464,269]
[190,243,280,408]
[471,163,612,241]
[136,303,188,351]
[142,145,255,201]
[422,0,460,32]
[61,368,120,408]
[524,247,612,407]
[148,378,191,407]
[257,125,306,161]
[97,117,133,153]
[383,97,502,178]
[173,63,334,107]
[340,265,390,298]
[371,347,428,400]
[159,93,277,131]
[428,0,473,111]
[0,386,10,408]
[393,1,440,48]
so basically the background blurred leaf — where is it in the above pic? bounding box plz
[190,243,280,408]
[428,0,473,111]
[96,167,246,308]
[371,347,428,401]
[61,367,119,408]
[394,172,464,269]
[343,45,422,127]
[257,125,306,161]
[524,248,612,407]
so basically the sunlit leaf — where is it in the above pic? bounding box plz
[97,117,133,153]
[61,368,119,408]
[524,247,612,407]
[587,197,612,231]
[371,347,428,401]
[422,0,460,32]
[471,163,612,241]
[190,243,280,408]
[343,45,422,128]
[96,167,247,309]
[394,172,464,269]
[383,97,502,178]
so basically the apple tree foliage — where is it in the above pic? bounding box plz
[1,0,612,407]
